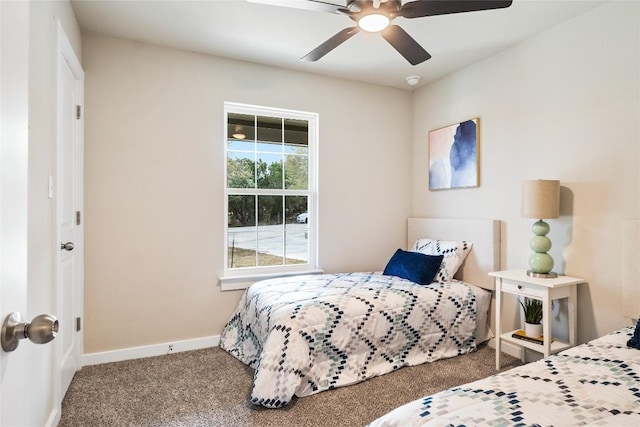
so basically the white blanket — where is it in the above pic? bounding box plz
[368,326,640,426]
[221,273,481,408]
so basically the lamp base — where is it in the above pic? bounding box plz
[526,270,558,279]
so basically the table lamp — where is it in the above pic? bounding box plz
[521,179,560,278]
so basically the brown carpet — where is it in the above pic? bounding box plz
[59,343,521,427]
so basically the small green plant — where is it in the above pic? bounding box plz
[519,297,543,324]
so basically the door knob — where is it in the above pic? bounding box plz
[1,312,59,352]
[61,242,74,251]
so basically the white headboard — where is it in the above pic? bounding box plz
[622,220,639,321]
[407,218,501,290]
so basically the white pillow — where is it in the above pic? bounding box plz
[411,239,473,283]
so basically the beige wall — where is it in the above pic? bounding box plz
[27,1,82,425]
[82,35,413,353]
[82,1,638,355]
[412,1,639,342]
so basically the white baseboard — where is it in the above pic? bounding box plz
[487,337,523,359]
[44,408,60,427]
[83,336,523,368]
[82,335,220,366]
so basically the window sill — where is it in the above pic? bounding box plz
[219,269,324,291]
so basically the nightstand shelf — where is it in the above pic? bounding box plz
[500,330,570,354]
[490,269,586,370]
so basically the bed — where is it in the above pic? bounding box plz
[368,324,640,426]
[220,218,501,408]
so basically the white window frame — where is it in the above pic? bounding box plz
[220,102,320,291]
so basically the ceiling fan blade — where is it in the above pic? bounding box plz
[399,0,513,19]
[247,0,347,14]
[381,25,431,65]
[302,26,360,62]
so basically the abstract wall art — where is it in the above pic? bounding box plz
[428,118,479,190]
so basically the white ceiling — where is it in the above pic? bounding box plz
[70,0,606,90]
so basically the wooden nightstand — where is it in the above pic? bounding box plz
[489,269,586,370]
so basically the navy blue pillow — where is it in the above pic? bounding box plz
[383,249,444,285]
[627,318,640,349]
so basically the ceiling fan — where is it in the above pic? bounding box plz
[250,0,513,65]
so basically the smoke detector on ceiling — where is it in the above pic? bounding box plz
[406,75,420,86]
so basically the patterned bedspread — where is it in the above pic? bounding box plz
[220,272,478,408]
[368,326,640,426]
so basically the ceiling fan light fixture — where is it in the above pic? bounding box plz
[232,124,246,140]
[358,13,390,33]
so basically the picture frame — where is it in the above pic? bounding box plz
[428,117,479,190]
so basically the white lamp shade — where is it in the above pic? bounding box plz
[521,180,560,219]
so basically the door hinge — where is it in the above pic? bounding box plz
[76,317,81,332]
[76,211,81,225]
[76,105,81,120]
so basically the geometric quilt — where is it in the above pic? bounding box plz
[220,272,478,408]
[368,326,640,426]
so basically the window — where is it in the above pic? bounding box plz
[222,103,318,288]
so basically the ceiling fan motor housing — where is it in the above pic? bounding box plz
[346,0,402,20]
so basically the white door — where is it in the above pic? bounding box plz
[56,21,84,399]
[0,1,31,426]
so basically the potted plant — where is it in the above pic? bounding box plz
[519,297,543,338]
